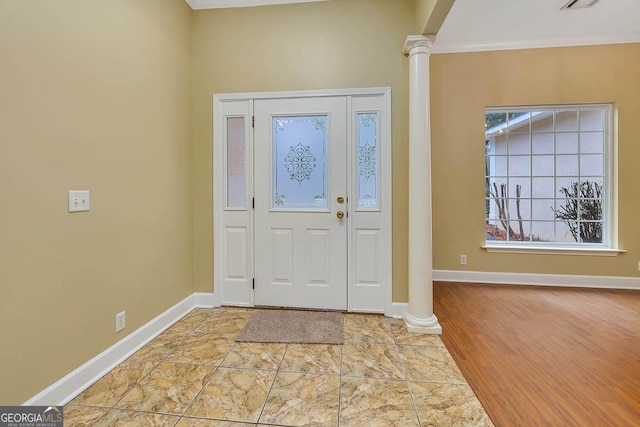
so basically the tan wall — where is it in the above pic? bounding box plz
[415,0,454,34]
[430,43,640,276]
[416,0,433,33]
[0,0,193,404]
[192,0,415,301]
[5,0,634,405]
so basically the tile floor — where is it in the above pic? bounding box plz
[65,308,493,426]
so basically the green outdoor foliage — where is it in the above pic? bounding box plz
[553,181,603,243]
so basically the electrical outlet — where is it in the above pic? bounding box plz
[460,254,468,265]
[115,311,126,333]
[68,190,90,212]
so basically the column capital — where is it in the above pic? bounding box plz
[403,35,436,57]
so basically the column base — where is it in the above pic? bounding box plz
[403,312,442,334]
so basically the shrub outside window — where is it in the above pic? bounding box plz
[485,104,611,247]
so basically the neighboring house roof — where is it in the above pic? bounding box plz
[485,111,546,138]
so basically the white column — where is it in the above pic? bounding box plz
[403,35,442,334]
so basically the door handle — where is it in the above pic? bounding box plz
[336,211,345,219]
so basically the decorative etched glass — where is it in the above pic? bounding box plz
[226,117,245,208]
[357,113,379,209]
[272,116,328,210]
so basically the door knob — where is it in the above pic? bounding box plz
[336,211,345,219]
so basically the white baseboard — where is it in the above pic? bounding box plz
[388,302,409,319]
[24,292,217,406]
[434,269,640,290]
[193,292,220,308]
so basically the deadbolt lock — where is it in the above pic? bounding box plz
[337,196,345,204]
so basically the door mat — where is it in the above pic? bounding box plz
[235,309,344,344]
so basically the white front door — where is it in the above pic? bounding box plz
[253,97,348,310]
[214,88,392,314]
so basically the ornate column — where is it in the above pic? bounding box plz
[403,35,442,334]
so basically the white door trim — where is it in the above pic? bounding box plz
[213,87,392,314]
[214,87,391,101]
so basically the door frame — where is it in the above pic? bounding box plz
[213,87,392,314]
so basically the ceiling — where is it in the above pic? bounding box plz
[184,0,640,53]
[433,0,640,53]
[184,0,328,9]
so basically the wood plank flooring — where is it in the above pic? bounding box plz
[433,282,640,427]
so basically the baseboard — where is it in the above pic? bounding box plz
[388,302,409,319]
[193,292,220,308]
[434,270,640,290]
[24,292,216,406]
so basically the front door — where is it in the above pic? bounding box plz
[254,97,348,310]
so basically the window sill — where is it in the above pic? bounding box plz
[482,244,625,257]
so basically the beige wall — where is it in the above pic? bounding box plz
[192,0,415,301]
[0,0,193,404]
[4,0,637,406]
[430,43,640,276]
[415,0,454,34]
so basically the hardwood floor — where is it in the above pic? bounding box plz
[433,282,640,427]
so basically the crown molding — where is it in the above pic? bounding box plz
[431,32,640,54]
[185,0,330,9]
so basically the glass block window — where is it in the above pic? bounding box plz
[226,117,246,209]
[272,116,328,210]
[485,104,611,246]
[357,113,379,210]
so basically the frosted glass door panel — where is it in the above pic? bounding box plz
[226,117,246,209]
[357,113,379,210]
[272,116,328,210]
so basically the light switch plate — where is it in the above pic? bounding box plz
[68,191,90,212]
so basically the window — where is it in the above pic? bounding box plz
[485,104,611,248]
[357,112,379,210]
[226,117,246,209]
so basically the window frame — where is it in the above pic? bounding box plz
[483,103,619,255]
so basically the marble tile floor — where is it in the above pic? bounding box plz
[65,308,493,427]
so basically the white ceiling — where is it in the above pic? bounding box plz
[433,0,640,53]
[184,0,640,53]
[184,0,328,9]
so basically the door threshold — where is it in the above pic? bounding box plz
[253,305,347,313]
